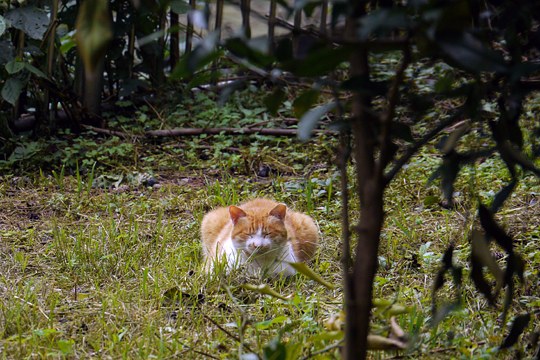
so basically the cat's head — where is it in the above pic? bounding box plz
[228,204,288,257]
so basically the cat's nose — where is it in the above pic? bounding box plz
[248,243,269,251]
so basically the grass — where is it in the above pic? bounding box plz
[1,90,539,359]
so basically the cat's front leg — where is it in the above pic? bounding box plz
[221,238,243,272]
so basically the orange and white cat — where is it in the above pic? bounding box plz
[201,198,318,276]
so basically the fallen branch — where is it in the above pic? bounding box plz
[145,127,334,137]
[81,125,336,138]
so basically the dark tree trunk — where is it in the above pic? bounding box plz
[344,2,385,359]
[170,10,180,69]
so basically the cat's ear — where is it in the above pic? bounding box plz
[229,206,247,225]
[269,204,287,221]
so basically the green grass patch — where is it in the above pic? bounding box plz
[1,88,539,358]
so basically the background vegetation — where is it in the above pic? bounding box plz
[1,0,539,359]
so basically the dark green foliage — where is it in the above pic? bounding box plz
[264,88,286,116]
[292,90,320,118]
[4,6,49,39]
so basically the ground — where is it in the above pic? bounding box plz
[0,89,539,359]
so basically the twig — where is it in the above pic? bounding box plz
[384,110,464,185]
[222,285,253,359]
[144,98,166,128]
[191,349,221,359]
[82,125,135,138]
[300,340,344,360]
[378,46,411,172]
[202,314,258,357]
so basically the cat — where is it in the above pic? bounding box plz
[201,198,318,276]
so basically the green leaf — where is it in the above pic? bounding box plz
[431,303,461,327]
[1,77,25,106]
[288,262,335,289]
[57,339,74,355]
[500,313,531,349]
[186,71,213,89]
[24,63,46,78]
[137,30,166,47]
[470,253,496,305]
[284,46,351,77]
[4,7,50,40]
[499,141,540,177]
[218,80,245,106]
[170,0,191,14]
[263,337,287,360]
[297,102,335,142]
[471,230,504,292]
[241,284,290,301]
[478,205,513,254]
[225,38,273,68]
[437,33,507,74]
[433,244,455,292]
[491,180,517,214]
[255,316,288,330]
[171,32,220,79]
[59,34,76,55]
[372,299,411,316]
[5,60,25,74]
[33,328,61,337]
[264,88,286,116]
[293,90,320,118]
[8,141,42,162]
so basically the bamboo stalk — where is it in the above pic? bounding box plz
[170,9,180,68]
[128,24,135,78]
[268,0,277,54]
[240,0,251,38]
[45,0,60,127]
[212,0,225,83]
[293,9,302,57]
[185,0,196,53]
[215,0,224,39]
[320,0,328,35]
